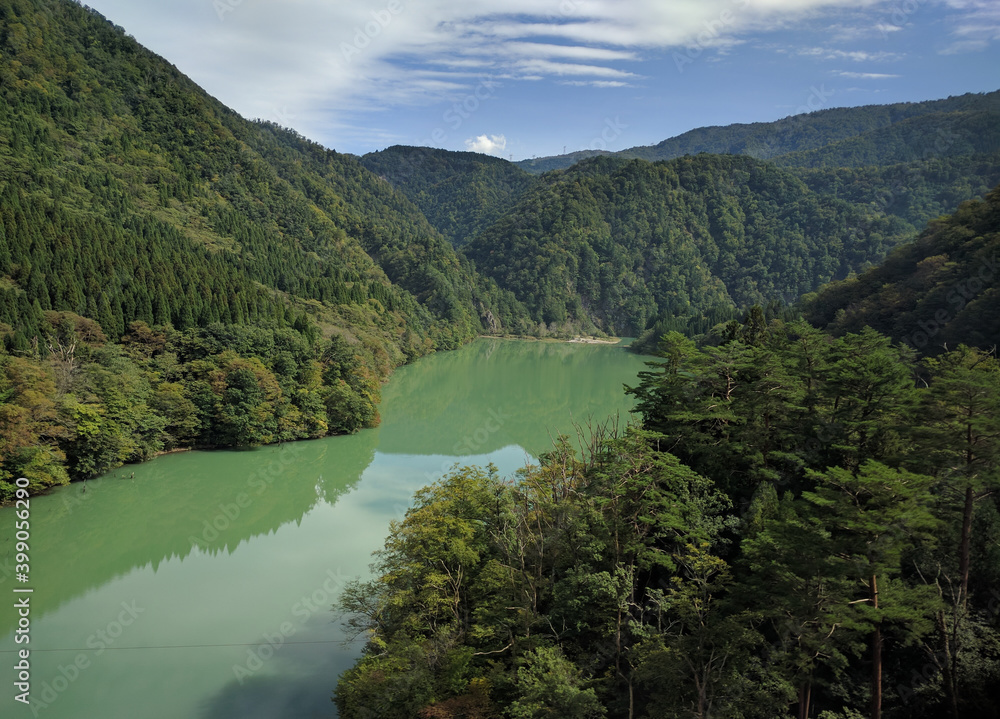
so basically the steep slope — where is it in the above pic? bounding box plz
[464,154,911,336]
[0,0,531,351]
[802,183,1000,352]
[360,145,538,247]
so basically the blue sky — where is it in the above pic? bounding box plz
[85,0,1000,160]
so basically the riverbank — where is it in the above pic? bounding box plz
[566,336,620,344]
[480,334,622,345]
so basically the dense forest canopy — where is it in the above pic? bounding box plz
[803,184,1000,353]
[463,154,913,337]
[360,146,538,248]
[363,101,1000,339]
[336,313,1000,719]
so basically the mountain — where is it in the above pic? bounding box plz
[802,183,1000,352]
[0,0,533,350]
[359,145,538,247]
[359,95,999,341]
[463,154,913,336]
[0,0,532,497]
[517,90,1000,173]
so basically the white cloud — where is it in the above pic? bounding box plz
[836,71,901,78]
[938,0,1000,52]
[514,59,637,79]
[501,42,639,62]
[465,134,508,155]
[793,47,903,61]
[559,80,630,87]
[80,0,993,150]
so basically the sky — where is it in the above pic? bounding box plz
[83,0,1000,161]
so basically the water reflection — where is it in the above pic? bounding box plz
[0,339,649,718]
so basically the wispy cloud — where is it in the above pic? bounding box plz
[836,71,901,78]
[940,0,1000,53]
[82,0,999,151]
[793,47,904,61]
[560,80,631,87]
[514,59,637,79]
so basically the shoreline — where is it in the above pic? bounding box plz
[3,334,627,504]
[479,334,622,345]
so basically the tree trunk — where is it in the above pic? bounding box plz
[798,680,812,719]
[959,483,974,609]
[871,573,882,719]
[937,609,960,719]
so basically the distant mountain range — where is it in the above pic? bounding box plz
[362,91,1000,337]
[516,91,1000,173]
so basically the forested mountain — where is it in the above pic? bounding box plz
[517,148,612,174]
[363,96,998,341]
[803,183,1000,351]
[463,154,913,336]
[0,0,532,498]
[518,90,1000,173]
[360,145,538,247]
[793,153,1000,230]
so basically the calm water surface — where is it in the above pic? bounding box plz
[0,338,649,718]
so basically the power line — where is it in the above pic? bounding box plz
[0,639,348,653]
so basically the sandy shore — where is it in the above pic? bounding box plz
[566,336,620,344]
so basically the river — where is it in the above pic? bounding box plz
[0,338,650,718]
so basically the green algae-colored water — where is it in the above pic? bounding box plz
[0,338,649,718]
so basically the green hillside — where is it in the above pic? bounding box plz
[803,183,1000,351]
[517,90,1000,172]
[464,154,912,336]
[773,111,1000,169]
[360,145,538,247]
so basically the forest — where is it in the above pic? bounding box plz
[0,0,998,716]
[802,184,1000,352]
[366,104,1000,339]
[335,314,1000,719]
